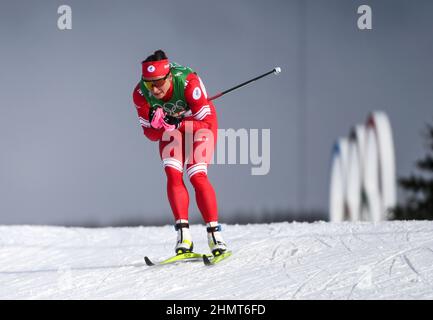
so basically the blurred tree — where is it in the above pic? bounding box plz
[392,122,433,220]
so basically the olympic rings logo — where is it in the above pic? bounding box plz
[152,100,188,116]
[329,111,396,222]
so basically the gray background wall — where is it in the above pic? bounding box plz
[0,0,432,226]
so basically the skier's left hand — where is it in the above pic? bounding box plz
[163,114,183,130]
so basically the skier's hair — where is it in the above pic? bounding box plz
[143,50,168,62]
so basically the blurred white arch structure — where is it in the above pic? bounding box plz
[329,138,349,222]
[329,111,396,222]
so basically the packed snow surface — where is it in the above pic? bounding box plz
[1,220,433,299]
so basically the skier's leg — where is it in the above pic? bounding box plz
[188,166,227,255]
[160,132,189,220]
[188,169,217,223]
[164,166,189,221]
[159,133,193,254]
[186,126,218,223]
[186,127,227,255]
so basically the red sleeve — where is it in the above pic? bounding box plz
[132,83,163,141]
[179,73,214,132]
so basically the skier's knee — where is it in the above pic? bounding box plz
[189,171,209,188]
[164,166,184,185]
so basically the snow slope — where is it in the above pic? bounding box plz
[1,221,433,300]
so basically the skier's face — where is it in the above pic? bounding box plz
[144,73,172,99]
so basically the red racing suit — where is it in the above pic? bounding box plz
[133,71,219,223]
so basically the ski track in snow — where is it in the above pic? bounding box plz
[1,221,433,299]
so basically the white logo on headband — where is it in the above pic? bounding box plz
[147,65,156,73]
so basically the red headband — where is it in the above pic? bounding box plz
[142,59,170,79]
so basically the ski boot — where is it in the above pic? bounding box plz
[207,222,228,256]
[174,220,194,255]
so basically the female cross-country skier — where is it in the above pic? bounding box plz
[132,49,228,256]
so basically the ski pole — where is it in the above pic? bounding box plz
[208,67,282,101]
